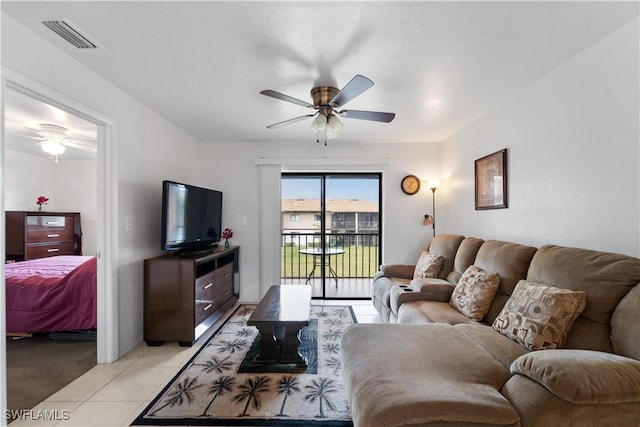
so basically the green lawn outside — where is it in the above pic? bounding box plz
[281,245,380,278]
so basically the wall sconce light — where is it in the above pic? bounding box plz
[423,179,440,237]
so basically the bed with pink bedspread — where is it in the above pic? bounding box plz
[5,255,97,333]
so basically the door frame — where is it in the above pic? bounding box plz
[1,68,119,382]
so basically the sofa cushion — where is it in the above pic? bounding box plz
[473,240,538,324]
[526,244,640,354]
[426,234,465,280]
[413,251,443,279]
[398,300,475,324]
[492,280,587,350]
[450,265,500,321]
[341,323,520,427]
[612,284,640,360]
[454,323,529,369]
[511,350,640,404]
[502,373,640,427]
[446,237,485,284]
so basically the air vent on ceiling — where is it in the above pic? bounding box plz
[41,20,97,49]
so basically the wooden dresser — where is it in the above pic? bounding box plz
[6,211,82,262]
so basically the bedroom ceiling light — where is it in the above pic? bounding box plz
[38,124,68,160]
[41,139,66,155]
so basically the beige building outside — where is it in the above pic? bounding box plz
[281,198,379,247]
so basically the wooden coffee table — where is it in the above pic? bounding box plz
[247,285,311,366]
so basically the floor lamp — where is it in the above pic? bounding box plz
[423,180,439,237]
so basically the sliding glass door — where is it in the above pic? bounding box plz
[281,173,382,299]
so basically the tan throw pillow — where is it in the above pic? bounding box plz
[492,280,587,351]
[449,265,500,321]
[413,251,444,279]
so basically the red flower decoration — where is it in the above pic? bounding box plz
[222,228,233,240]
[36,196,49,206]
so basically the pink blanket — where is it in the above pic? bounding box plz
[5,256,97,333]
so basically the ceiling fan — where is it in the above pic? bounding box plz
[23,123,96,161]
[260,74,395,145]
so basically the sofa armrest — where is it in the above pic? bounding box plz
[389,279,455,315]
[379,263,416,279]
[510,349,640,404]
[410,278,455,295]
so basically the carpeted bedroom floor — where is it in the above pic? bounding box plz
[6,334,97,418]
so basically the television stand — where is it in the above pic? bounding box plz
[143,246,239,346]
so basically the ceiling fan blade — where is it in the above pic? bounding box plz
[260,90,315,109]
[62,140,97,152]
[266,114,315,129]
[340,110,396,123]
[329,75,374,107]
[15,134,46,140]
[24,126,44,134]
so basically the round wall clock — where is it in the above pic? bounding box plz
[401,174,421,195]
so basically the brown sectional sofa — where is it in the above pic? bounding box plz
[342,234,640,427]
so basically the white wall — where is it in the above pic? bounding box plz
[195,141,441,302]
[2,14,200,355]
[4,150,54,208]
[4,150,98,255]
[441,18,639,257]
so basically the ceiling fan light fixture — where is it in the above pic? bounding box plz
[325,115,343,139]
[311,113,327,132]
[261,74,394,143]
[41,140,66,155]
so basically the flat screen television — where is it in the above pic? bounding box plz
[161,180,223,252]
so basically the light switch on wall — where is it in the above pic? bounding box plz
[238,216,247,229]
[125,215,135,232]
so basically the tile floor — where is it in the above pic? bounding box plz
[9,300,381,426]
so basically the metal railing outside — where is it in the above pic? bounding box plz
[281,232,380,280]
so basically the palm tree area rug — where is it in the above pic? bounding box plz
[131,304,356,426]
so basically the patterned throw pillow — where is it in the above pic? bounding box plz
[492,280,587,351]
[413,251,444,279]
[449,265,500,321]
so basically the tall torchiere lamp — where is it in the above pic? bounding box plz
[422,180,440,237]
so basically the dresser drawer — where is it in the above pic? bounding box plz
[26,242,75,259]
[27,227,74,244]
[26,215,72,229]
[216,263,234,302]
[195,271,216,301]
[26,216,74,243]
[195,301,215,325]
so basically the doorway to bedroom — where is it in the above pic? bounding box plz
[280,173,382,299]
[3,85,99,418]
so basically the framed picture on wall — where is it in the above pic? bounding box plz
[475,149,508,210]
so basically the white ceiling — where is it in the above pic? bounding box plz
[2,1,638,147]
